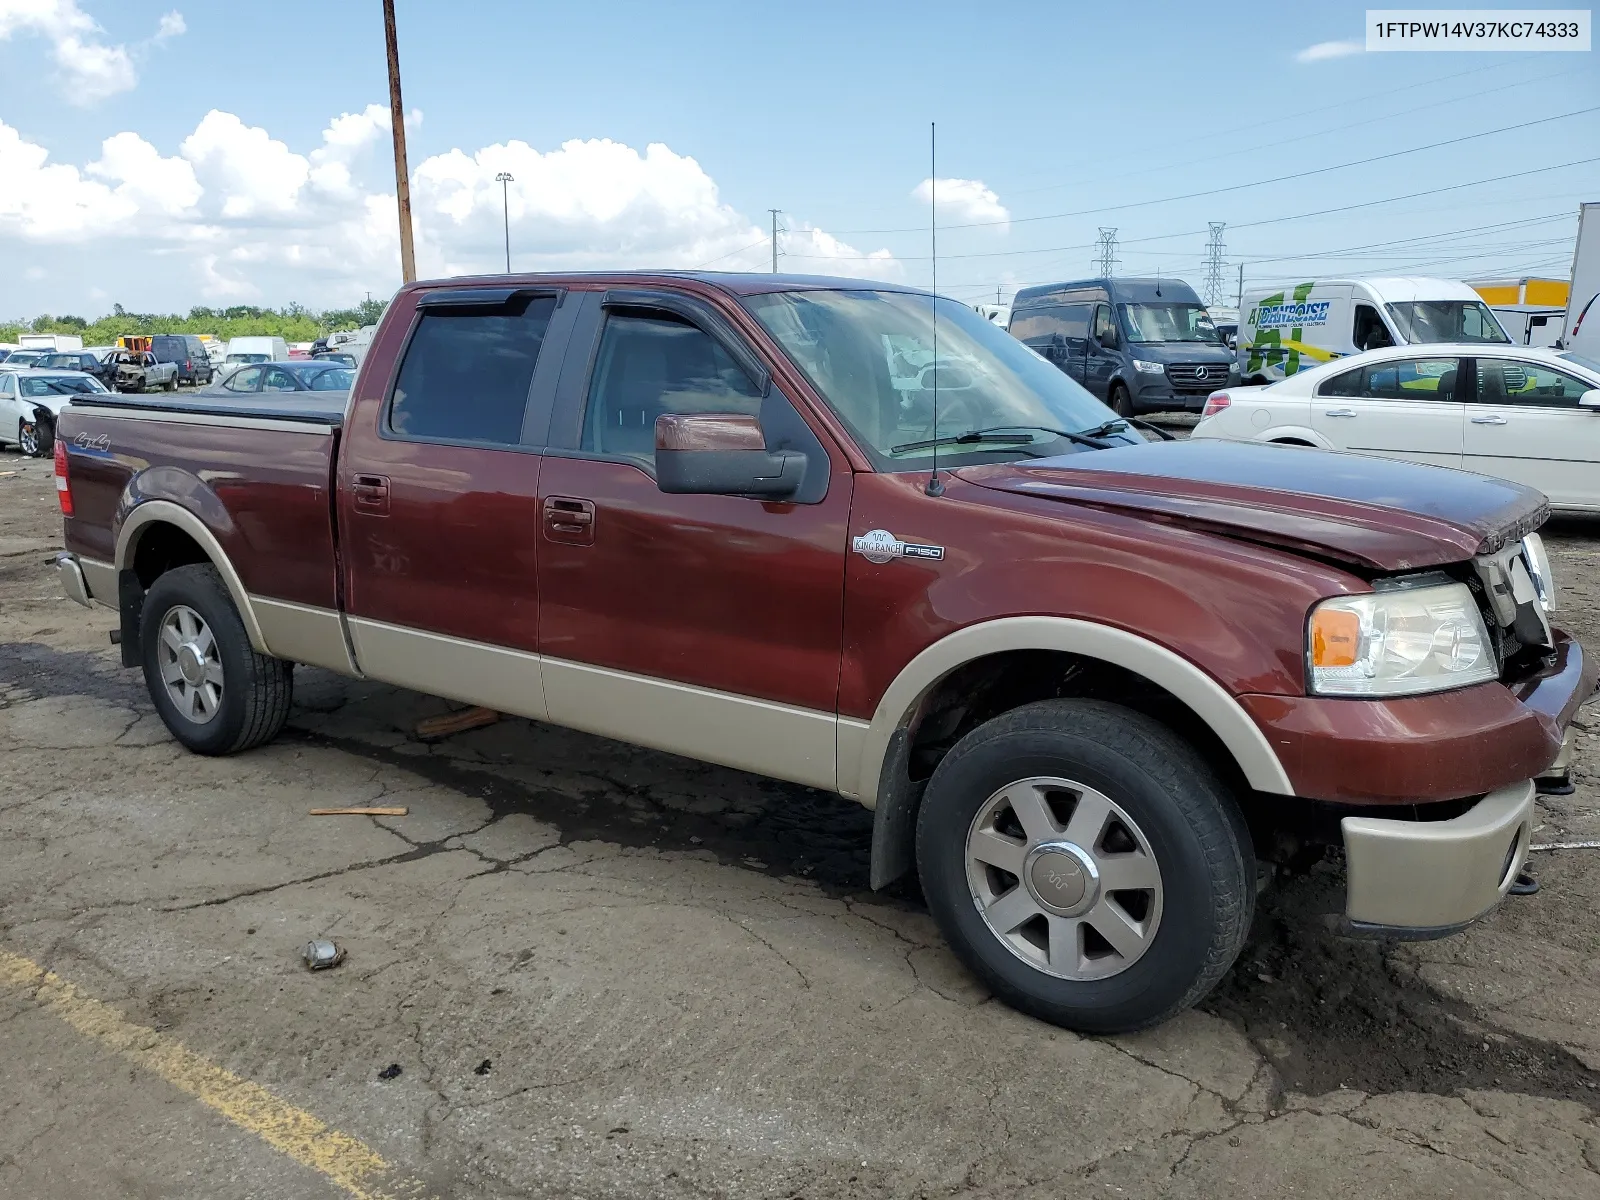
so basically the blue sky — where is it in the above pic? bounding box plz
[1,0,1596,315]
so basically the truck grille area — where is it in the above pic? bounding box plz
[1165,362,1230,392]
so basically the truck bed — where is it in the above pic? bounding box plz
[58,392,345,612]
[69,391,347,427]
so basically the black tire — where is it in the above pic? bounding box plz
[140,563,293,755]
[916,698,1254,1034]
[165,375,178,392]
[1108,383,1133,418]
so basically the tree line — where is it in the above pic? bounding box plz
[1,299,389,346]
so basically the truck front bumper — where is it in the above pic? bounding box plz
[1341,779,1533,939]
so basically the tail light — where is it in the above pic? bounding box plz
[54,438,73,516]
[1202,391,1231,419]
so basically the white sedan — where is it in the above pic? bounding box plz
[0,368,110,456]
[1192,343,1600,512]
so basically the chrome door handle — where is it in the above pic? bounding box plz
[1470,415,1508,425]
[1323,408,1357,418]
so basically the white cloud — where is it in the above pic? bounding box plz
[0,107,899,307]
[1295,39,1364,62]
[0,1,184,104]
[912,177,1009,227]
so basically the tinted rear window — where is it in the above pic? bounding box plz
[388,297,556,444]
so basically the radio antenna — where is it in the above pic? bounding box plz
[925,121,944,498]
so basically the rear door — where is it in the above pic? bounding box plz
[534,288,852,788]
[1462,356,1600,509]
[1312,355,1465,467]
[338,287,576,717]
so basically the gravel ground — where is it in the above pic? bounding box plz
[1,442,1598,1199]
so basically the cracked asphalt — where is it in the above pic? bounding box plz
[3,449,1600,1198]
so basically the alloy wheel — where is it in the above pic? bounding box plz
[965,776,1163,981]
[157,604,224,724]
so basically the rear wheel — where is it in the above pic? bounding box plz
[1108,382,1133,417]
[141,564,293,755]
[916,699,1254,1033]
[165,375,178,391]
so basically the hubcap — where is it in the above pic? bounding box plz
[157,605,223,724]
[19,424,37,454]
[965,776,1163,981]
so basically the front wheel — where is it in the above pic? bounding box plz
[1108,383,1133,417]
[18,416,52,458]
[916,699,1254,1034]
[141,563,293,755]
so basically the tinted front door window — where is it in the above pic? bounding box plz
[580,313,762,466]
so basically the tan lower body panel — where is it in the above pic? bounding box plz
[252,598,358,676]
[346,618,549,721]
[541,657,838,792]
[1341,780,1533,930]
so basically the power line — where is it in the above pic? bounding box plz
[816,107,1600,237]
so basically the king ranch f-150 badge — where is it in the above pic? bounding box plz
[852,529,946,564]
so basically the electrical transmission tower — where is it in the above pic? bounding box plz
[1093,227,1119,276]
[1202,222,1227,306]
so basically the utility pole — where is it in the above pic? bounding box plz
[1203,221,1227,307]
[1093,228,1119,277]
[768,209,783,273]
[1236,262,1244,307]
[496,172,514,273]
[382,0,416,284]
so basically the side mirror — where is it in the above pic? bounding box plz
[1581,388,1600,409]
[654,413,803,499]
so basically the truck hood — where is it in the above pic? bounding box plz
[954,440,1548,572]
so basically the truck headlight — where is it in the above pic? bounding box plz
[1307,581,1497,697]
[1132,359,1165,375]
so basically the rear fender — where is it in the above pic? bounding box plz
[114,487,267,654]
[1259,425,1330,448]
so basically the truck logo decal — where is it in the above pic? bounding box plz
[852,529,945,564]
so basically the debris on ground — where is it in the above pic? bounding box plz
[474,1059,492,1076]
[1530,839,1600,852]
[302,939,346,970]
[377,1063,403,1081]
[308,806,410,817]
[414,706,500,741]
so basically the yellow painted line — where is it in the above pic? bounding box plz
[0,948,432,1200]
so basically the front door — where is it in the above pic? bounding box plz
[338,289,573,715]
[536,291,852,789]
[1312,355,1465,468]
[1083,303,1119,399]
[1463,356,1600,510]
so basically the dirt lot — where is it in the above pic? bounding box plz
[2,442,1599,1199]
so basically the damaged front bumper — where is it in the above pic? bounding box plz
[1341,779,1533,940]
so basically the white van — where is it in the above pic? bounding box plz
[224,336,290,366]
[18,334,84,353]
[1237,276,1510,383]
[1561,201,1599,357]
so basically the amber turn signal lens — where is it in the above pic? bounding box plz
[1310,608,1360,667]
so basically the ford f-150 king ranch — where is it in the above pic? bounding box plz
[52,273,1594,1034]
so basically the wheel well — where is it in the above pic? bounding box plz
[903,650,1250,798]
[1270,437,1314,446]
[130,522,210,589]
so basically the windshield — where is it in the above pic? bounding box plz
[227,353,269,364]
[293,365,355,391]
[1385,300,1510,344]
[21,374,106,396]
[744,289,1135,468]
[1118,302,1220,343]
[39,354,84,369]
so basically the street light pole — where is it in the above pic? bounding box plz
[382,0,416,284]
[496,172,514,273]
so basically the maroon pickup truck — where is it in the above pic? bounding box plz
[53,272,1594,1033]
